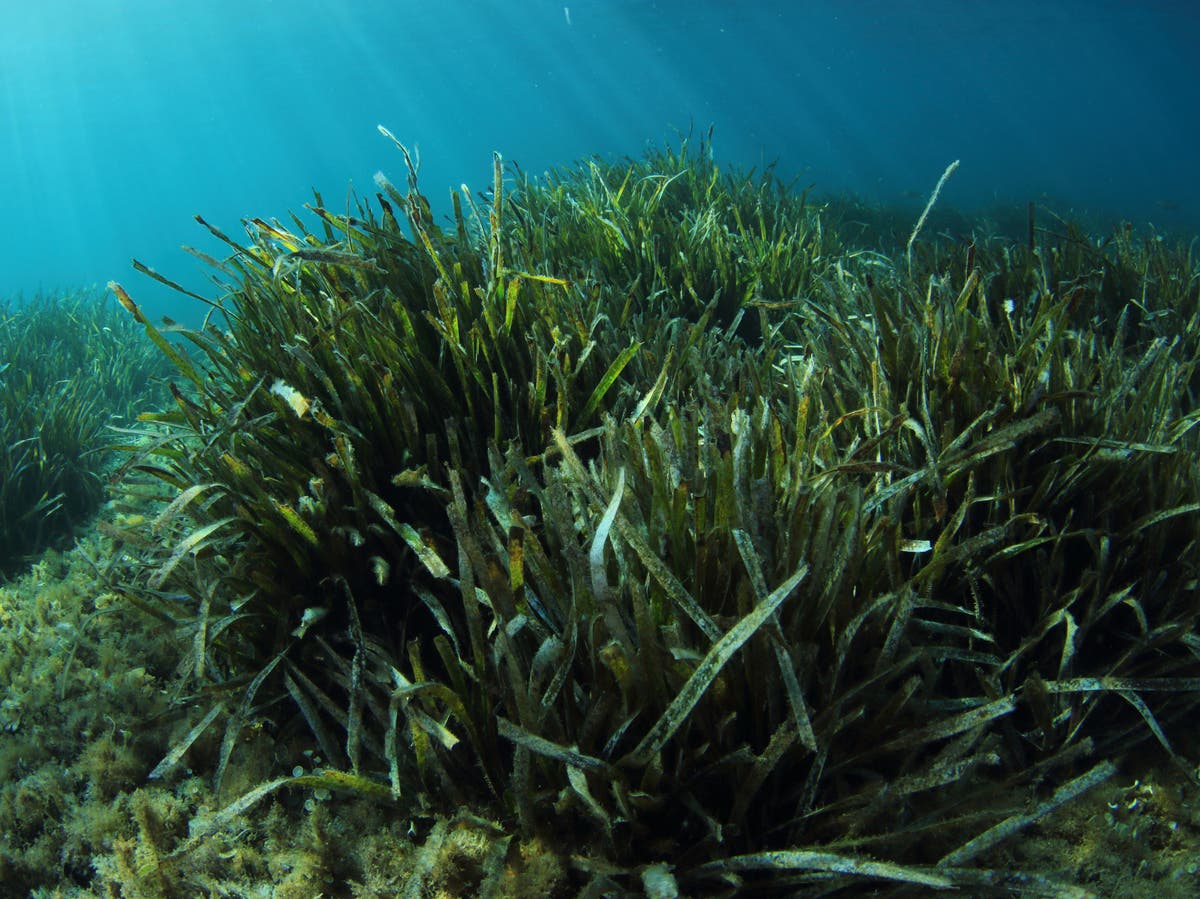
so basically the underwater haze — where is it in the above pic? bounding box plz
[2,0,1197,322]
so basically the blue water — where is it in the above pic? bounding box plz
[2,0,1197,323]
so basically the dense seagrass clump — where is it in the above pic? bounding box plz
[109,136,1200,895]
[0,290,167,575]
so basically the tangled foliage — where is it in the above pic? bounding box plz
[110,136,1200,895]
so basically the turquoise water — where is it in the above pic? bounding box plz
[2,0,1197,321]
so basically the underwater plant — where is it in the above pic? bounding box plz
[109,134,1200,895]
[0,290,168,576]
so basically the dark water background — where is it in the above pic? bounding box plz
[2,0,1197,323]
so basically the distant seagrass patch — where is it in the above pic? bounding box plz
[0,289,168,576]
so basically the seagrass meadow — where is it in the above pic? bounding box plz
[3,134,1200,897]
